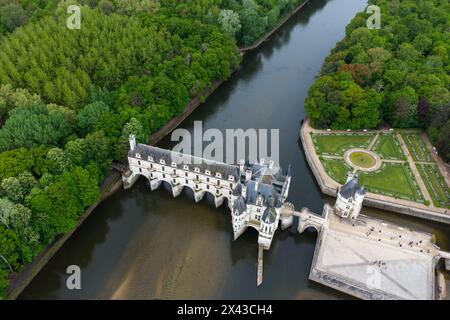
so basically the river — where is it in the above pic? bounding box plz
[19,0,450,299]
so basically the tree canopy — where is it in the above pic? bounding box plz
[305,0,449,161]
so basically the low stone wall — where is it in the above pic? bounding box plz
[299,122,337,197]
[299,119,450,225]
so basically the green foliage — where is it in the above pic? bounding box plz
[239,0,268,46]
[0,3,28,33]
[28,167,100,244]
[0,0,308,298]
[0,84,41,126]
[218,9,241,39]
[0,148,34,182]
[44,148,73,175]
[305,73,381,129]
[0,104,74,152]
[1,172,38,203]
[77,102,111,136]
[306,0,450,138]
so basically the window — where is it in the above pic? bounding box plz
[139,168,142,173]
[138,160,141,166]
[230,183,233,188]
[162,167,165,172]
[185,172,188,177]
[173,169,176,174]
[135,153,141,159]
[160,159,165,164]
[217,180,220,186]
[148,156,153,162]
[150,164,153,169]
[205,170,210,175]
[228,176,234,181]
[183,165,189,170]
[171,162,177,167]
[195,168,200,173]
[215,172,221,178]
[207,185,210,190]
[206,177,210,183]
[163,174,166,178]
[150,173,153,178]
[196,175,199,180]
[173,179,176,184]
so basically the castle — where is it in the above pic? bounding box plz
[334,172,366,220]
[123,135,292,250]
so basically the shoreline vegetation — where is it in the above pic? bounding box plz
[304,0,449,164]
[0,0,310,299]
[300,118,450,225]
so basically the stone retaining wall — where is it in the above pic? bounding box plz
[299,119,450,225]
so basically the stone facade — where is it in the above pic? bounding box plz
[334,172,365,220]
[123,135,291,250]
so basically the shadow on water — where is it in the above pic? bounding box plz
[20,0,449,300]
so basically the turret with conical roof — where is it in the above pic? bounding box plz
[334,171,366,219]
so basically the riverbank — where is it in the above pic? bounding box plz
[5,2,317,300]
[300,118,450,225]
[240,0,312,52]
[5,77,228,300]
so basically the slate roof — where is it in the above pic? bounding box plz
[233,195,247,215]
[340,173,365,199]
[130,144,239,180]
[262,206,277,224]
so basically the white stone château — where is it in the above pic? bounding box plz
[334,172,366,220]
[123,135,292,250]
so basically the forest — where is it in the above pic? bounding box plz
[0,0,309,298]
[305,0,449,162]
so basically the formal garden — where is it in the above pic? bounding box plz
[417,164,450,208]
[312,133,374,156]
[402,133,434,162]
[358,163,424,203]
[312,131,449,206]
[372,134,405,160]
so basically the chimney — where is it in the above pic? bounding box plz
[239,159,245,176]
[255,177,260,192]
[129,134,136,150]
[245,170,252,182]
[242,184,247,198]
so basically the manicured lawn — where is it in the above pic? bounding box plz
[349,151,376,168]
[372,134,404,160]
[321,159,352,184]
[312,133,374,156]
[417,164,450,208]
[359,163,424,202]
[402,133,433,162]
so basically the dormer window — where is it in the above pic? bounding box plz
[215,172,222,179]
[194,168,200,173]
[183,165,189,171]
[205,170,211,175]
[160,159,165,165]
[256,195,263,206]
[148,156,153,162]
[228,176,234,181]
[135,153,141,159]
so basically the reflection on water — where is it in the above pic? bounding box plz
[19,0,449,299]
